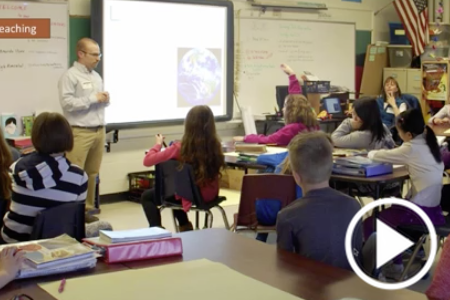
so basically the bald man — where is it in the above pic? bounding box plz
[58,37,110,213]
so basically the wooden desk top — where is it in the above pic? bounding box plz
[124,229,426,300]
[430,124,450,137]
[223,149,409,184]
[0,229,427,300]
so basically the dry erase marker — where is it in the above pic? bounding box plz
[58,278,66,293]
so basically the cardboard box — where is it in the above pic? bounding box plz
[360,45,389,97]
[220,168,258,191]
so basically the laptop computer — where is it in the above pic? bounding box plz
[322,97,346,119]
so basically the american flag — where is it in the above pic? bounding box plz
[393,0,429,57]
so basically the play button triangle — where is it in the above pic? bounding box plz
[376,219,415,269]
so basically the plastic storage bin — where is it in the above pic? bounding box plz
[430,24,450,47]
[127,171,155,201]
[421,46,450,61]
[388,45,412,68]
[389,22,410,45]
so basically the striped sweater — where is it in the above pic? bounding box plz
[1,152,88,243]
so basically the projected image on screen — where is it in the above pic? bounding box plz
[91,0,233,127]
[177,48,222,107]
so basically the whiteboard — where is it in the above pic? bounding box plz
[0,0,68,130]
[236,18,355,115]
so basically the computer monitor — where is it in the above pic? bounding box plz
[322,97,343,114]
[275,85,307,116]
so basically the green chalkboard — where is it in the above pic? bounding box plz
[69,16,91,65]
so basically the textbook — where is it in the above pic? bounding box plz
[99,227,172,244]
[234,143,267,154]
[0,235,97,279]
[22,234,95,269]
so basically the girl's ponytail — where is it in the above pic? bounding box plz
[424,125,442,163]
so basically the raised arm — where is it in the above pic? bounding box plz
[280,64,304,95]
[143,139,180,167]
[58,74,104,112]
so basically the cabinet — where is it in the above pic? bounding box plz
[383,68,421,100]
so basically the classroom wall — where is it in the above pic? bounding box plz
[68,0,399,196]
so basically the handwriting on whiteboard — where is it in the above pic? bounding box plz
[0,4,27,10]
[245,49,273,60]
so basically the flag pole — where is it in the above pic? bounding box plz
[374,1,393,16]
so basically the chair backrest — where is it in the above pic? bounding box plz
[0,198,8,229]
[155,160,204,206]
[30,202,86,242]
[154,159,179,203]
[236,174,297,228]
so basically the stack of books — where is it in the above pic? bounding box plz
[98,227,172,244]
[6,136,35,155]
[235,143,267,154]
[2,234,97,279]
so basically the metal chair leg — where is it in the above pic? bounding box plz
[205,210,214,228]
[400,235,427,281]
[171,209,179,233]
[195,211,200,230]
[204,213,209,229]
[216,205,230,230]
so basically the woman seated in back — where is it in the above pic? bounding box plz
[331,97,395,150]
[0,112,111,244]
[376,77,418,128]
[233,64,319,146]
[141,105,225,231]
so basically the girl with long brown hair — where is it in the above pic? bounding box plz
[233,64,319,145]
[141,105,225,231]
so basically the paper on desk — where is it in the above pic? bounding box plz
[444,128,450,134]
[225,147,287,158]
[39,259,304,300]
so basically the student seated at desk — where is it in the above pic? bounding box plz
[233,64,319,146]
[0,113,112,244]
[365,109,445,280]
[276,132,362,270]
[331,97,395,150]
[427,102,450,170]
[0,247,24,289]
[141,105,225,231]
[377,77,419,128]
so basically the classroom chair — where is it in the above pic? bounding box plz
[31,202,86,242]
[231,174,297,233]
[0,198,8,229]
[397,180,450,281]
[154,160,229,232]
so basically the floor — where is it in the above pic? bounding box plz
[97,188,438,295]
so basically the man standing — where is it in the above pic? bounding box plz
[58,37,109,213]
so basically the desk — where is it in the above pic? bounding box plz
[259,118,345,135]
[124,229,425,300]
[430,124,450,137]
[1,229,426,300]
[0,260,128,299]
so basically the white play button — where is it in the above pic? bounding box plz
[376,219,414,269]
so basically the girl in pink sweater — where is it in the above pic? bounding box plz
[233,64,319,146]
